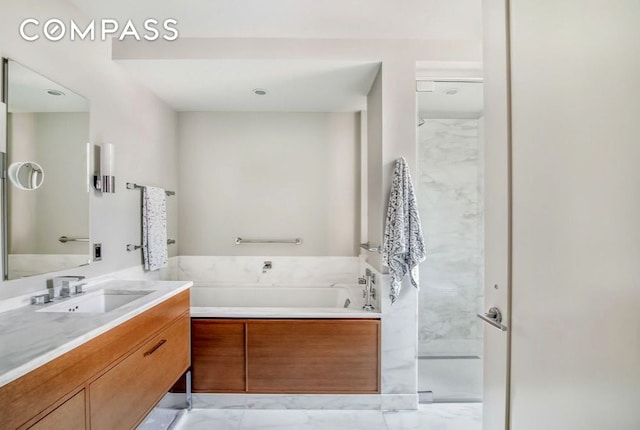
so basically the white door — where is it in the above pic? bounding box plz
[507,1,640,429]
[483,1,640,429]
[482,0,511,428]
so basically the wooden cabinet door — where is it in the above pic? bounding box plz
[246,320,380,393]
[89,314,190,430]
[192,320,246,392]
[28,390,85,430]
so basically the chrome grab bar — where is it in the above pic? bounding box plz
[235,237,302,245]
[58,236,89,243]
[477,307,508,331]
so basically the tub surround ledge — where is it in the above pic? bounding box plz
[191,307,381,319]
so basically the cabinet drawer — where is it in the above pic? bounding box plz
[89,314,190,430]
[28,390,85,430]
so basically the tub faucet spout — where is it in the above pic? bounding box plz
[262,261,272,274]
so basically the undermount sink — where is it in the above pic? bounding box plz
[37,289,154,314]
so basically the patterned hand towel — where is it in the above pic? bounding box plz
[142,186,168,271]
[382,157,426,303]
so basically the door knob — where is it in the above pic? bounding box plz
[477,307,508,331]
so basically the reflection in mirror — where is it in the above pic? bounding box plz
[8,161,44,190]
[3,59,90,279]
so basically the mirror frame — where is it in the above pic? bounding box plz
[2,58,8,280]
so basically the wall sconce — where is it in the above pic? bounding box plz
[92,143,115,193]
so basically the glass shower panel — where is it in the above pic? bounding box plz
[416,81,484,402]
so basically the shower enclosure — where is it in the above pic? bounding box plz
[416,81,484,402]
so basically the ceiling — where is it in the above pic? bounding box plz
[7,61,89,113]
[67,0,481,112]
[116,60,381,112]
[417,81,483,119]
[70,0,481,40]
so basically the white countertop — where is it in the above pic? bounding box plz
[0,279,192,388]
[190,306,381,319]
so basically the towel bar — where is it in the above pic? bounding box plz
[126,239,176,251]
[235,237,302,245]
[126,182,176,196]
[58,236,89,243]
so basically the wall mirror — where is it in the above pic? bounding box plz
[2,58,90,280]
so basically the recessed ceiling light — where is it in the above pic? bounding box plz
[252,88,268,96]
[445,88,459,96]
[46,89,65,96]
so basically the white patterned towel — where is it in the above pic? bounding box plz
[142,186,168,271]
[382,157,426,304]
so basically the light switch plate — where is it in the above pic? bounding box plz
[93,243,102,261]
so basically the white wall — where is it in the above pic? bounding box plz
[177,111,359,256]
[500,0,640,428]
[0,0,178,299]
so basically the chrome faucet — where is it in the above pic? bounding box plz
[49,276,86,299]
[359,269,376,311]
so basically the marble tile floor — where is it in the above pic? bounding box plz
[162,403,482,430]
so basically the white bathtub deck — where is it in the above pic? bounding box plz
[190,306,381,319]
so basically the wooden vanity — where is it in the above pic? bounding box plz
[190,318,380,394]
[0,290,190,430]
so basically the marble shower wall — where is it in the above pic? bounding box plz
[417,118,484,357]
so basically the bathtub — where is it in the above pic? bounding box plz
[189,284,380,318]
